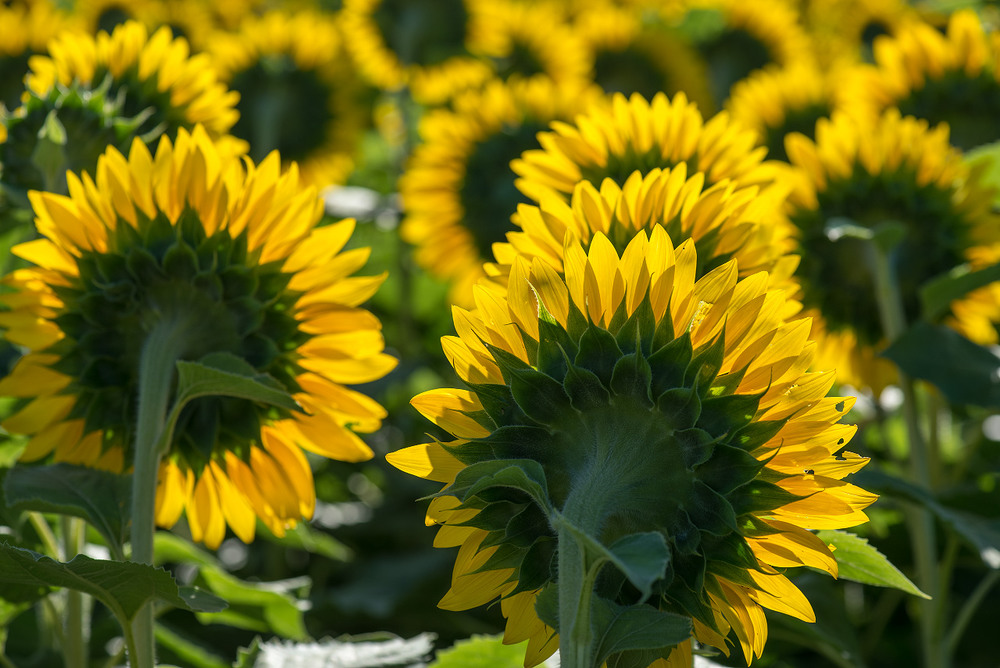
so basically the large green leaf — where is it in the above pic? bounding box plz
[591,596,691,667]
[258,521,353,562]
[4,464,131,558]
[155,624,230,668]
[428,634,528,668]
[154,533,308,640]
[817,530,928,598]
[174,353,300,411]
[920,262,1000,322]
[0,544,225,625]
[858,469,1000,569]
[880,322,1000,407]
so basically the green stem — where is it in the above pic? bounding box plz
[867,241,942,668]
[62,517,87,668]
[945,569,1000,654]
[129,319,190,668]
[27,512,60,559]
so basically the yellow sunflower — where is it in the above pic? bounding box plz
[725,63,844,162]
[340,0,494,105]
[491,165,799,308]
[662,0,816,113]
[467,0,592,87]
[0,2,82,112]
[801,0,918,66]
[208,10,367,190]
[0,125,396,548]
[25,20,240,143]
[389,225,874,666]
[399,76,603,307]
[783,109,1000,389]
[848,9,1000,151]
[572,3,715,113]
[512,91,779,208]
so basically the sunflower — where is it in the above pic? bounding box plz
[0,125,396,548]
[389,225,874,666]
[467,0,591,87]
[0,2,82,113]
[848,10,1000,151]
[783,109,1000,389]
[725,63,843,162]
[73,0,151,34]
[208,10,367,190]
[800,0,918,66]
[25,20,240,144]
[572,3,715,113]
[491,165,799,309]
[340,0,494,105]
[399,76,603,307]
[512,91,779,209]
[668,0,816,113]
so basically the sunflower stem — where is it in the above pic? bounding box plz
[129,317,191,668]
[867,238,943,668]
[62,516,88,668]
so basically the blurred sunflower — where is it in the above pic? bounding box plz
[849,10,1000,151]
[0,2,81,112]
[26,20,240,143]
[491,165,798,304]
[801,0,917,66]
[784,110,1000,389]
[399,76,602,307]
[389,226,874,666]
[209,10,367,190]
[467,0,591,86]
[512,91,778,208]
[73,0,150,34]
[573,3,714,113]
[672,0,815,112]
[0,126,396,548]
[726,63,842,162]
[340,0,494,105]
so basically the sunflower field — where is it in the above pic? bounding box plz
[0,0,999,667]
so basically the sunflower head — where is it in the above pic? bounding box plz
[512,91,779,209]
[208,9,368,189]
[0,126,396,547]
[849,10,1000,151]
[784,109,1000,388]
[390,225,874,665]
[1,77,146,206]
[26,20,240,145]
[399,76,604,307]
[0,2,82,113]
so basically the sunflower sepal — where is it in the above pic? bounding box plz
[433,458,553,516]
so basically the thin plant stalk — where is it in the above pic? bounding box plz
[62,516,87,668]
[867,240,942,668]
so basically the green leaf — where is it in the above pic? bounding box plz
[920,262,1000,322]
[4,464,131,558]
[155,624,230,668]
[964,138,1000,200]
[457,460,553,514]
[0,544,226,626]
[553,517,669,603]
[857,469,1000,570]
[429,634,527,668]
[232,637,262,668]
[174,353,300,411]
[591,596,691,666]
[154,532,307,640]
[880,322,1000,407]
[817,530,928,598]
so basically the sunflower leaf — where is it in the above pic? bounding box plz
[920,261,1000,322]
[591,596,691,667]
[880,322,1000,407]
[816,530,929,598]
[3,463,131,560]
[0,544,226,627]
[429,634,529,668]
[175,353,299,410]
